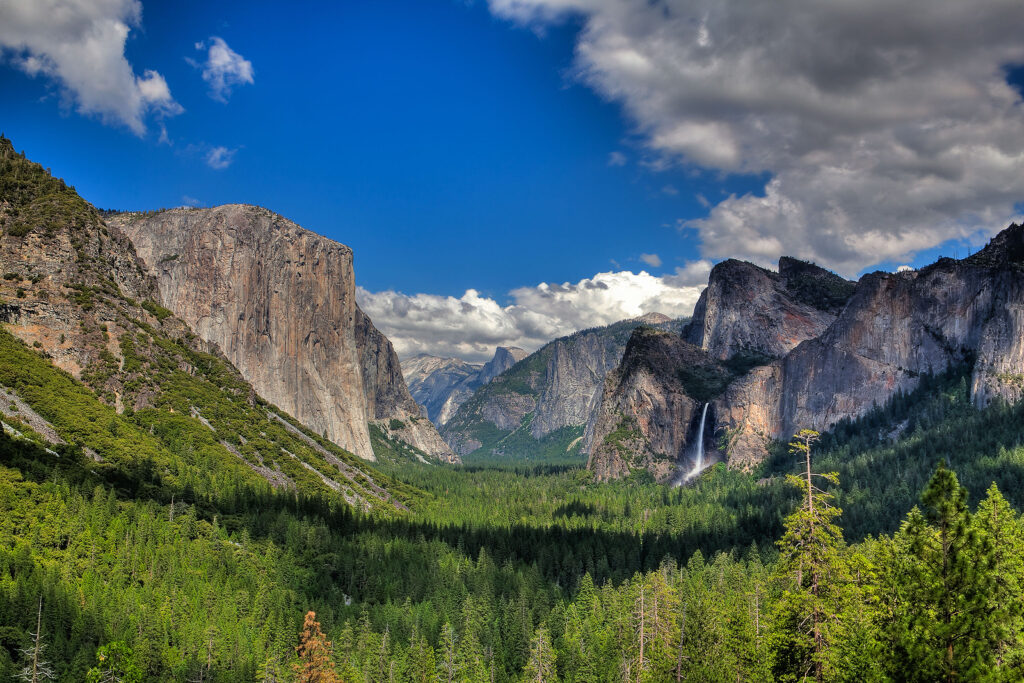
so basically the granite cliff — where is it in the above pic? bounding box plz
[110,205,457,463]
[589,225,1024,481]
[587,328,724,481]
[683,257,853,361]
[720,228,1024,468]
[441,313,685,459]
[0,137,411,507]
[401,346,526,427]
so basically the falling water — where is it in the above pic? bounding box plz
[680,402,710,485]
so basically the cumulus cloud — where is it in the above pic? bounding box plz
[205,146,236,170]
[488,0,1024,276]
[193,37,253,102]
[639,253,661,267]
[0,0,182,135]
[358,268,707,361]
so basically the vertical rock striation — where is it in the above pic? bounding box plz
[587,225,1024,480]
[112,205,455,462]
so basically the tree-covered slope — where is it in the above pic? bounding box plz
[0,135,413,509]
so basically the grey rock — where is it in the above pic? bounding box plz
[441,313,687,458]
[111,205,456,462]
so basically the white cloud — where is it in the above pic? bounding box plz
[639,253,661,267]
[357,268,707,361]
[205,146,236,170]
[608,150,627,166]
[193,37,253,102]
[488,0,1024,276]
[0,0,181,135]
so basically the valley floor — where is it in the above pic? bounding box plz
[2,362,1024,681]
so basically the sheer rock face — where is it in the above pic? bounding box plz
[533,331,635,440]
[354,308,461,463]
[587,328,717,482]
[441,314,685,458]
[478,346,528,385]
[400,355,483,426]
[112,205,455,462]
[400,346,526,428]
[683,258,852,361]
[587,224,1024,479]
[720,235,1024,466]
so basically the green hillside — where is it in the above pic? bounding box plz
[3,138,1024,681]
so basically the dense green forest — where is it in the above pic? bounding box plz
[3,135,1024,680]
[2,342,1024,680]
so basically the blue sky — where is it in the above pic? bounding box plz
[2,0,1024,359]
[0,0,727,296]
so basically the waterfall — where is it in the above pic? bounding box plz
[681,402,710,484]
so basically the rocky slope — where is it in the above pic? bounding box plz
[720,228,1024,468]
[589,226,1024,480]
[683,257,854,361]
[441,313,685,459]
[587,328,724,481]
[111,205,457,464]
[402,346,526,426]
[0,136,413,508]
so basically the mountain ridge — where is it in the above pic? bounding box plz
[0,136,415,506]
[588,228,1024,481]
[440,313,688,459]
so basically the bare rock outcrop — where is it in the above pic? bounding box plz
[112,205,455,462]
[478,346,528,384]
[587,328,722,482]
[721,229,1024,466]
[588,224,1024,480]
[683,258,853,361]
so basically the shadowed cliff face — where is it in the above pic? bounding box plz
[589,226,1024,480]
[112,205,456,463]
[440,313,684,459]
[683,258,853,361]
[587,328,722,482]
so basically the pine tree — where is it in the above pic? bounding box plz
[894,463,997,682]
[86,642,142,683]
[436,622,459,683]
[294,611,339,683]
[973,484,1024,677]
[522,625,556,682]
[771,429,848,683]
